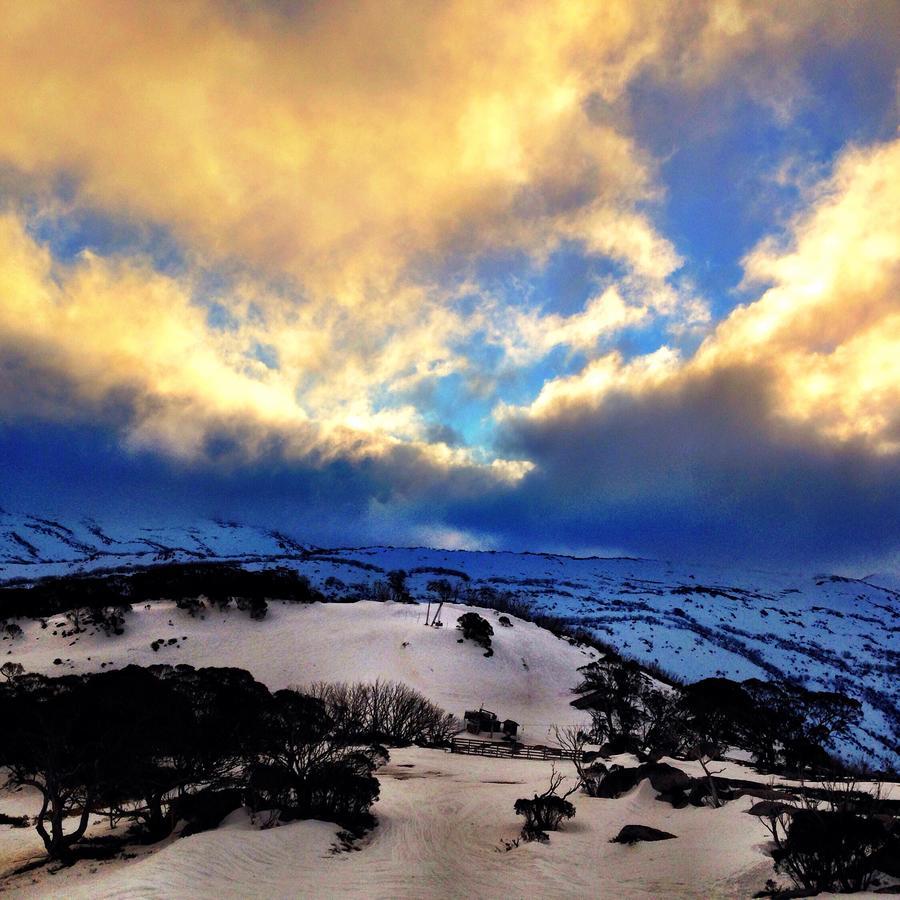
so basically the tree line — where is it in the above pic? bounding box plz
[0,563,325,623]
[0,663,449,864]
[570,657,862,777]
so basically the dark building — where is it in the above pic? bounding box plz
[463,707,519,737]
[502,718,519,737]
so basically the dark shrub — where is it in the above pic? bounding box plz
[247,689,386,834]
[174,789,244,837]
[762,785,897,894]
[85,605,131,636]
[771,809,890,892]
[235,595,268,620]
[0,811,29,827]
[0,664,388,860]
[176,595,204,617]
[0,563,322,621]
[456,612,494,656]
[387,571,412,603]
[515,794,575,841]
[514,769,577,842]
[574,659,645,744]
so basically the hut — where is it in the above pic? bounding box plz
[463,708,519,738]
[463,707,499,735]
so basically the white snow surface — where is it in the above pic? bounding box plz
[4,754,793,900]
[2,595,897,898]
[1,511,898,769]
[2,598,870,900]
[2,601,597,740]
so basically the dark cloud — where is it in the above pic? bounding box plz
[468,363,900,568]
[0,345,141,427]
[423,422,465,448]
[3,360,899,571]
[0,415,507,549]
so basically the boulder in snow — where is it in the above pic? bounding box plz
[611,825,677,844]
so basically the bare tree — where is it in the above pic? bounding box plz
[760,780,894,894]
[301,679,457,746]
[553,725,606,797]
[514,765,579,840]
[690,742,726,808]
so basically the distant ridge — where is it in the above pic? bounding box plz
[1,510,897,770]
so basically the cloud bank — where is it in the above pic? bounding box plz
[0,0,898,567]
[496,138,900,565]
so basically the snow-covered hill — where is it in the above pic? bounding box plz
[1,511,897,769]
[4,752,782,899]
[0,599,869,899]
[0,511,309,573]
[1,600,596,740]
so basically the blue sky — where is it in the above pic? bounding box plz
[1,0,899,571]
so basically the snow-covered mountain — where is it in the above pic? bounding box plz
[0,511,310,571]
[1,511,897,770]
[0,600,813,898]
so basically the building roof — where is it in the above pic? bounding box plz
[464,707,497,720]
[570,690,604,710]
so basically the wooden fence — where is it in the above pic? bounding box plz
[449,737,583,762]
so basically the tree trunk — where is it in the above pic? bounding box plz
[34,790,52,854]
[145,790,169,839]
[697,755,722,808]
[39,792,94,863]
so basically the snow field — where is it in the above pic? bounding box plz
[6,751,779,900]
[2,599,895,898]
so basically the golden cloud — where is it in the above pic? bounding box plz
[507,137,900,452]
[0,0,663,293]
[4,0,878,290]
[0,208,537,486]
[0,0,895,478]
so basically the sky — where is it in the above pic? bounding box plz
[1,0,899,572]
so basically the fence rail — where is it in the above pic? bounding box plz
[449,737,582,762]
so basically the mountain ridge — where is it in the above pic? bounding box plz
[1,510,897,770]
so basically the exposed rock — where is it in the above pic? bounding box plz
[638,762,691,794]
[595,766,641,798]
[738,785,798,802]
[746,800,795,818]
[689,780,735,807]
[611,824,677,844]
[657,788,690,809]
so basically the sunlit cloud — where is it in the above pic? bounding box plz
[1,0,898,563]
[0,209,535,483]
[506,137,900,453]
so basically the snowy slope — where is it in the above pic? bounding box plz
[1,511,897,769]
[1,588,897,898]
[6,753,785,900]
[0,599,855,900]
[0,511,308,576]
[2,601,597,740]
